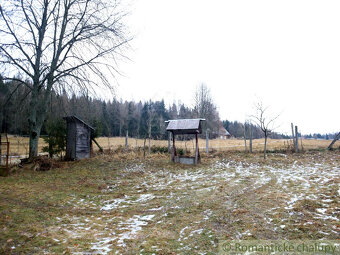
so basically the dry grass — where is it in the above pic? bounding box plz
[0,150,339,254]
[2,135,339,162]
[94,137,338,153]
[4,136,47,156]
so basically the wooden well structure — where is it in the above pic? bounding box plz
[166,119,205,165]
[63,116,94,160]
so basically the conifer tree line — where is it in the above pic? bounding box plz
[3,79,332,140]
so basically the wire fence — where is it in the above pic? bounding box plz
[1,134,337,166]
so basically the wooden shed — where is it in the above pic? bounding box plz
[166,119,205,164]
[63,116,94,160]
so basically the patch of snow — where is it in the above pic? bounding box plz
[189,229,204,237]
[285,194,299,210]
[91,237,116,254]
[136,194,155,203]
[101,196,130,211]
[203,209,213,220]
[117,215,154,247]
[149,206,163,211]
[178,226,189,241]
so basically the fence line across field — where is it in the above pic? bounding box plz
[1,134,338,165]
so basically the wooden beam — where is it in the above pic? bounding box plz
[91,137,103,152]
[328,132,340,150]
[295,125,299,153]
[171,131,176,162]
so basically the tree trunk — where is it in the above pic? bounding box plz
[28,116,43,161]
[264,134,267,159]
[28,81,52,161]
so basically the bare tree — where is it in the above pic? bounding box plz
[194,84,212,118]
[251,101,279,159]
[193,83,220,136]
[0,0,130,160]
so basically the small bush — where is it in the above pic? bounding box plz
[42,119,66,158]
[177,148,184,156]
[151,146,168,154]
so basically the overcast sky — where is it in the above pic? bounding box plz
[115,0,340,135]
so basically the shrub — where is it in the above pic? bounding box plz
[42,119,66,158]
[151,146,168,154]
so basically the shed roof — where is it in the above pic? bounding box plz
[63,115,94,130]
[166,119,205,134]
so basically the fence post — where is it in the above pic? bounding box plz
[249,125,253,153]
[244,123,247,152]
[291,123,295,151]
[206,129,209,153]
[143,137,146,159]
[125,130,128,151]
[295,125,299,153]
[148,136,151,155]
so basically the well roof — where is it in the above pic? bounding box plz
[166,119,205,134]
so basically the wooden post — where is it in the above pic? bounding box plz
[148,136,151,155]
[91,138,103,152]
[195,133,199,164]
[291,123,295,151]
[249,125,253,153]
[295,125,299,153]
[143,137,146,159]
[328,132,340,150]
[168,132,171,153]
[125,130,128,151]
[206,129,209,153]
[171,132,176,162]
[6,140,9,176]
[243,123,247,152]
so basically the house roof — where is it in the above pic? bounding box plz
[219,127,231,136]
[166,119,205,135]
[63,115,94,130]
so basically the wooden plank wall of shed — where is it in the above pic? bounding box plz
[75,123,91,159]
[66,122,77,160]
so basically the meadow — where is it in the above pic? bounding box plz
[4,135,339,159]
[0,150,339,254]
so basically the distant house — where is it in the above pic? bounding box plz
[218,127,231,139]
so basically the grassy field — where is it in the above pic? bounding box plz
[3,135,339,158]
[0,150,339,254]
